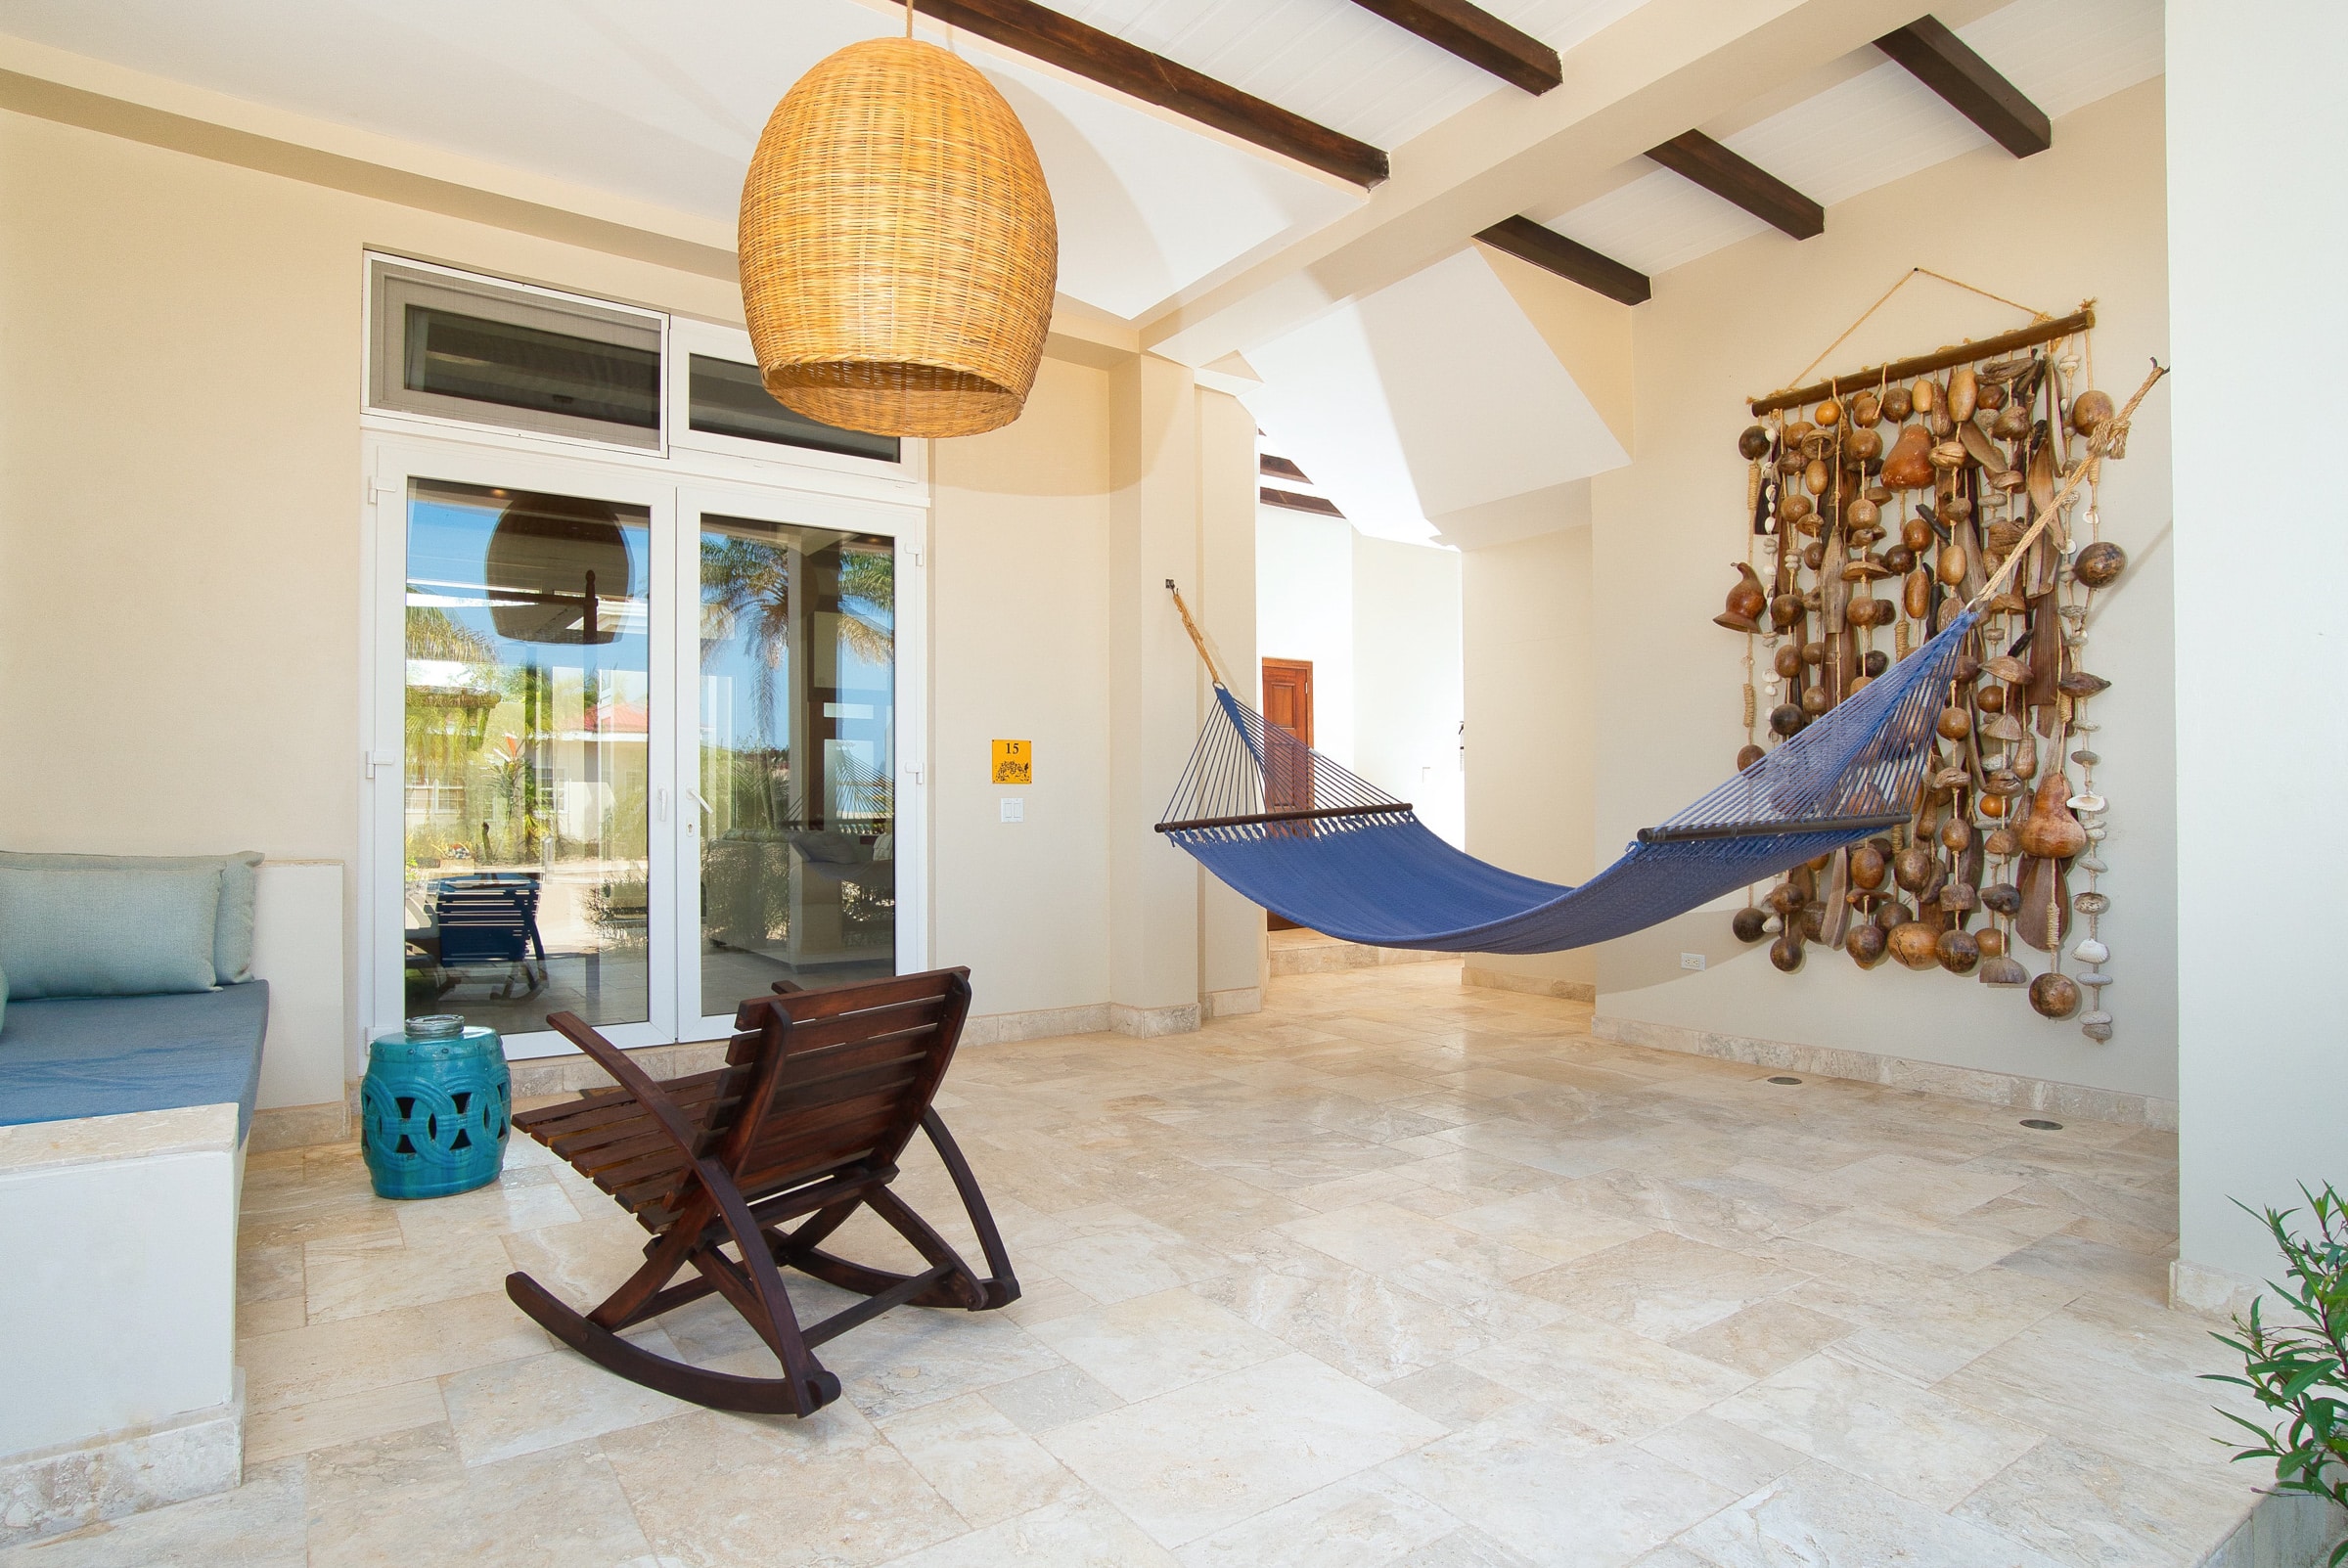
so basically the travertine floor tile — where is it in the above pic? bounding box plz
[1026,1285,1301,1401]
[240,1289,552,1414]
[304,1426,651,1568]
[1461,1311,1754,1439]
[243,1376,447,1464]
[878,1494,1180,1567]
[1175,1471,1462,1568]
[70,959,2257,1568]
[1709,1348,2044,1509]
[1386,1403,1733,1568]
[980,1364,1127,1435]
[1954,1437,2256,1568]
[1038,1352,1445,1547]
[605,1404,965,1567]
[1666,1298,1853,1378]
[1194,1264,1492,1384]
[441,1340,690,1466]
[1633,1412,1808,1496]
[1676,1458,2068,1568]
[1516,1232,1808,1341]
[878,1393,1088,1529]
[1378,1363,1522,1429]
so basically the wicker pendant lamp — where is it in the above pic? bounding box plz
[738,17,1058,440]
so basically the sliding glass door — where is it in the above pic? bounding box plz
[368,445,921,1059]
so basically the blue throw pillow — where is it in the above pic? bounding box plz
[0,866,221,999]
[0,850,262,982]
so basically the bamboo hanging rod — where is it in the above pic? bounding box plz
[1748,305,2095,416]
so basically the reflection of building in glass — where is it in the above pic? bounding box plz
[399,480,655,1035]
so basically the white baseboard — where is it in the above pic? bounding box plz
[2170,1258,2269,1322]
[503,1039,728,1099]
[961,1004,1112,1047]
[1591,1014,2179,1131]
[1203,986,1262,1019]
[1110,1002,1201,1039]
[0,1382,243,1547]
[1463,966,1598,1003]
[248,1099,349,1152]
[2201,1491,2348,1568]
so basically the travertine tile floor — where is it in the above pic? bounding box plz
[9,962,2287,1567]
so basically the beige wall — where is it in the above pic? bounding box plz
[1462,504,1598,993]
[0,107,1260,1066]
[929,357,1114,1020]
[1464,79,2175,1098]
[2169,0,2348,1285]
[1194,388,1264,1008]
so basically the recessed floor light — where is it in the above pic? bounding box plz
[1767,1076,1802,1085]
[2020,1118,2063,1131]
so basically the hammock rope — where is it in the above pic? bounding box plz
[1157,586,1974,954]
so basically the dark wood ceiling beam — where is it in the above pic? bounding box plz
[1261,485,1344,517]
[1874,15,2051,158]
[1341,0,1561,95]
[913,0,1388,187]
[1645,130,1823,240]
[1473,216,1648,306]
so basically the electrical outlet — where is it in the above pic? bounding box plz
[1680,952,1706,971]
[1000,797,1024,823]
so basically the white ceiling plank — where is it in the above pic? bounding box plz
[1534,0,2161,293]
[0,0,2161,340]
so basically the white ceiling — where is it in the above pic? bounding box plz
[0,0,1368,318]
[1242,248,1626,546]
[0,0,2164,546]
[1536,0,2162,277]
[1050,0,1646,148]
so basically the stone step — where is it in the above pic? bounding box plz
[1268,930,1452,976]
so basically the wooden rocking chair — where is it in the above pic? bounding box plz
[503,967,1017,1416]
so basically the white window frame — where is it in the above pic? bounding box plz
[674,479,928,1043]
[667,316,928,493]
[357,259,931,1063]
[362,252,672,459]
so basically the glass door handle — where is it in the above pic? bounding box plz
[686,788,714,816]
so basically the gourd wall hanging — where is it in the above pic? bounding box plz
[1719,269,2164,1046]
[738,4,1058,439]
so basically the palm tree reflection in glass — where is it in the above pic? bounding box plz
[698,527,896,1004]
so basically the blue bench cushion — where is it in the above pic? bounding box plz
[0,982,269,1138]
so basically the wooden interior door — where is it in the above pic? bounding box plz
[1259,658,1314,929]
[1262,657,1313,751]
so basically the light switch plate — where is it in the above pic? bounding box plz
[1680,952,1706,970]
[1000,797,1024,823]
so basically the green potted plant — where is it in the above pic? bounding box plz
[2207,1184,2348,1565]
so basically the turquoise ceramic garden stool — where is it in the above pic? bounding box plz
[362,1014,511,1199]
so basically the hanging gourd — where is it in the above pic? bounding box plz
[737,18,1058,439]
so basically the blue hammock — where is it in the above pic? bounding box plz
[1160,608,1977,954]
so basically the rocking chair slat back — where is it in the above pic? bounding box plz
[720,984,967,1198]
[504,966,1017,1418]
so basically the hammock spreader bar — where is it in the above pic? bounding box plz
[1155,586,1978,956]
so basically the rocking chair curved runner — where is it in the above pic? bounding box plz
[503,967,1017,1416]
